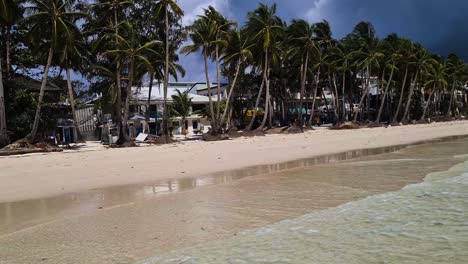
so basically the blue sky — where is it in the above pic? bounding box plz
[177,0,468,81]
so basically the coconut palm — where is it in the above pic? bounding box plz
[102,22,160,139]
[287,19,316,127]
[375,34,401,124]
[446,54,465,117]
[244,3,284,131]
[181,17,218,133]
[401,44,436,122]
[1,0,22,78]
[420,61,447,120]
[219,29,254,130]
[57,30,88,142]
[392,38,413,123]
[155,0,183,139]
[170,90,192,136]
[25,0,84,140]
[201,6,236,127]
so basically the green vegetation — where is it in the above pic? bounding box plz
[0,1,467,146]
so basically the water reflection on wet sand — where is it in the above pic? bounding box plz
[0,136,467,263]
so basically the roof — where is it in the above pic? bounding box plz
[11,74,62,92]
[132,85,217,104]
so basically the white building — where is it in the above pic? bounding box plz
[129,82,224,136]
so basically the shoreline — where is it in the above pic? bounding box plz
[2,135,468,263]
[1,120,468,203]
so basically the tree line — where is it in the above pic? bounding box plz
[1,1,467,146]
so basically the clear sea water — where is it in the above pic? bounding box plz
[138,143,468,264]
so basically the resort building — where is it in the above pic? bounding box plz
[128,82,227,136]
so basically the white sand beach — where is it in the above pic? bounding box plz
[1,121,467,203]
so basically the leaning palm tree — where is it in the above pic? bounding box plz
[155,0,183,139]
[102,22,160,139]
[332,44,356,122]
[401,44,435,122]
[392,38,413,123]
[420,61,447,121]
[446,54,465,117]
[57,31,88,142]
[25,0,83,141]
[182,17,218,133]
[244,3,284,131]
[287,19,316,127]
[219,29,254,130]
[375,34,401,124]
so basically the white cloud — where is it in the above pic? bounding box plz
[179,0,230,26]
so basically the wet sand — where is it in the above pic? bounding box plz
[1,121,468,204]
[1,138,468,263]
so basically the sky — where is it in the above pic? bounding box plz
[177,0,468,82]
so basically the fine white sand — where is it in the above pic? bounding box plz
[1,121,468,203]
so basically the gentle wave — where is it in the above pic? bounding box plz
[138,170,468,264]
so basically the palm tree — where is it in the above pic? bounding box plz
[420,61,447,121]
[58,30,88,142]
[244,3,284,131]
[155,0,183,139]
[375,34,401,124]
[219,29,253,130]
[446,54,465,117]
[392,38,413,123]
[287,19,315,127]
[102,22,160,138]
[0,53,6,144]
[181,17,218,133]
[332,44,356,122]
[25,0,83,141]
[201,6,236,128]
[170,90,192,136]
[1,0,22,78]
[401,44,437,122]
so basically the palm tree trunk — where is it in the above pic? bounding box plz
[220,58,241,129]
[392,65,408,123]
[342,70,346,122]
[162,4,170,140]
[29,46,54,141]
[353,65,370,122]
[215,44,222,126]
[257,49,270,131]
[446,80,456,117]
[247,68,266,131]
[376,64,395,123]
[123,57,135,138]
[420,86,435,121]
[66,67,83,141]
[0,53,7,143]
[308,69,320,126]
[298,52,309,127]
[113,8,124,143]
[203,51,216,134]
[402,71,418,122]
[146,72,154,128]
[5,26,11,78]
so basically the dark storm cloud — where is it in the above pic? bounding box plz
[178,0,468,81]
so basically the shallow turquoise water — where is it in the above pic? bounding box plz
[138,154,468,264]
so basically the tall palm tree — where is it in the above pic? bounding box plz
[419,61,446,120]
[287,19,316,127]
[332,44,356,122]
[102,22,160,138]
[182,17,218,133]
[219,29,253,129]
[58,29,88,142]
[392,38,413,123]
[375,34,401,124]
[402,44,435,122]
[0,53,6,144]
[201,6,235,128]
[446,54,465,117]
[155,0,183,139]
[244,3,284,131]
[1,0,22,78]
[25,0,83,140]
